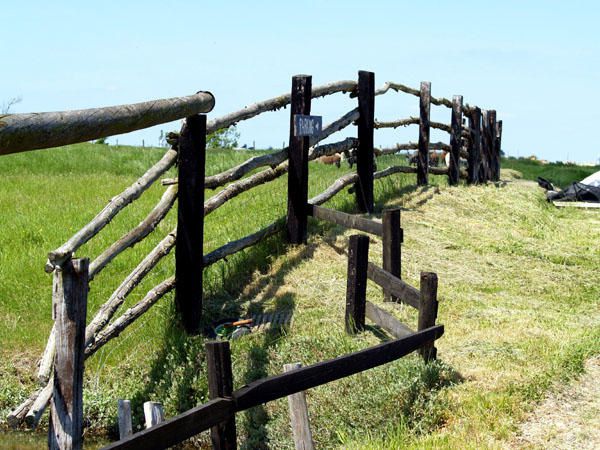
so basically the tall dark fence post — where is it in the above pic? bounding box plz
[356,70,375,213]
[417,272,439,362]
[286,75,312,244]
[206,341,237,450]
[175,114,206,333]
[488,110,498,181]
[480,109,492,182]
[345,235,369,334]
[382,209,402,302]
[49,258,88,450]
[495,119,503,180]
[448,95,463,185]
[467,107,482,185]
[417,81,431,186]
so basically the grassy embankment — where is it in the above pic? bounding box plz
[0,147,598,449]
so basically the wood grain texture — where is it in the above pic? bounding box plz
[382,209,402,301]
[49,258,88,450]
[310,205,383,236]
[356,71,375,213]
[448,95,463,186]
[367,263,420,309]
[284,363,315,450]
[365,301,414,338]
[417,82,432,186]
[467,107,482,185]
[346,235,369,334]
[0,92,214,155]
[418,272,439,361]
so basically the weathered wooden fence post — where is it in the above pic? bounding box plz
[467,107,482,185]
[480,110,492,182]
[287,75,312,244]
[206,341,237,450]
[488,110,498,181]
[345,234,369,334]
[356,70,375,213]
[448,95,463,185]
[283,363,315,450]
[49,258,89,450]
[175,114,206,334]
[417,272,439,362]
[417,81,431,186]
[495,119,503,180]
[382,209,402,302]
[117,399,133,439]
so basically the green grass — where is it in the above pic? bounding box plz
[1,146,598,449]
[501,156,599,188]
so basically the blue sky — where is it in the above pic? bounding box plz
[2,1,599,163]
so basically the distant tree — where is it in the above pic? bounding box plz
[207,125,240,149]
[1,96,22,114]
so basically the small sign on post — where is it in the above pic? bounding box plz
[294,114,322,137]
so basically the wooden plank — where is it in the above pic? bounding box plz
[480,110,491,182]
[366,263,420,309]
[49,258,88,450]
[100,398,235,450]
[0,92,215,155]
[356,70,375,213]
[365,301,414,338]
[175,114,206,333]
[553,201,600,209]
[495,119,503,179]
[448,95,463,185]
[284,363,315,450]
[346,235,369,334]
[382,209,402,301]
[287,75,312,244]
[118,400,133,439]
[467,107,482,185]
[233,325,444,411]
[310,205,383,236]
[417,81,432,185]
[418,272,439,361]
[206,341,237,449]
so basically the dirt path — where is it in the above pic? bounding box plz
[512,356,600,449]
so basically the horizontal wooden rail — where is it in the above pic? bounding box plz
[101,398,235,450]
[309,204,383,236]
[367,263,420,309]
[0,92,215,155]
[366,301,414,338]
[234,324,443,410]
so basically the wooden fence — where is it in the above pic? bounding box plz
[2,71,499,448]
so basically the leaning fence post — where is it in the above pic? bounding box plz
[448,95,463,185]
[467,107,482,185]
[417,81,431,186]
[206,341,237,450]
[283,363,315,450]
[48,258,89,450]
[286,75,312,245]
[382,209,402,302]
[346,235,369,334]
[417,272,439,362]
[175,114,206,334]
[356,70,375,213]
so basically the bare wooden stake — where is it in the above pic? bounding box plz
[345,235,369,334]
[488,110,498,181]
[118,400,133,439]
[49,258,89,450]
[467,107,482,185]
[417,272,439,362]
[206,341,237,450]
[495,119,503,180]
[143,402,165,429]
[286,75,312,245]
[480,110,491,182]
[356,70,375,213]
[382,209,402,301]
[417,82,431,185]
[283,363,315,450]
[175,114,206,334]
[448,95,463,185]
